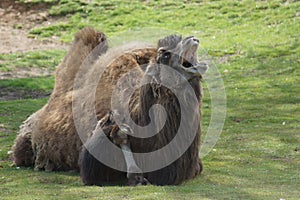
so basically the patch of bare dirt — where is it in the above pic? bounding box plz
[0,0,69,99]
[0,0,70,80]
[0,67,53,79]
[0,25,67,54]
[0,86,50,101]
[0,0,69,54]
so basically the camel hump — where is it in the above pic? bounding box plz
[53,27,108,95]
[74,27,107,49]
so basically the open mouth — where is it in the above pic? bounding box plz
[182,59,193,68]
[179,36,208,76]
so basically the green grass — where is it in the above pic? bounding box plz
[0,50,65,72]
[0,0,299,199]
[0,77,54,91]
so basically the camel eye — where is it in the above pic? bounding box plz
[159,51,171,64]
[162,52,171,59]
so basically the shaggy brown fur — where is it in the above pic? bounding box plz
[80,35,205,185]
[13,28,205,186]
[12,117,34,167]
[13,27,108,171]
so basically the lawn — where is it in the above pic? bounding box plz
[0,0,299,199]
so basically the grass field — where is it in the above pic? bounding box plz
[0,0,299,199]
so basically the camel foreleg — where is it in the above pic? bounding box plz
[111,124,150,186]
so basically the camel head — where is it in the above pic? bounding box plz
[150,35,208,83]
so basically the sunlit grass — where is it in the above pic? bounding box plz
[0,50,65,72]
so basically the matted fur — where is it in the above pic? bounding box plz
[13,27,108,171]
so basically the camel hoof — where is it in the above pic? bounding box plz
[128,173,151,186]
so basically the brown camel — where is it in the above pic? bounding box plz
[12,27,208,186]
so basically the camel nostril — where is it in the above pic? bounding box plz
[193,38,199,43]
